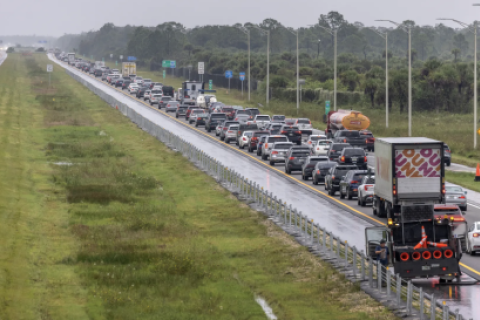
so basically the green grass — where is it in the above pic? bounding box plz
[30,54,401,319]
[446,171,480,193]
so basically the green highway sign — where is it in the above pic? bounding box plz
[162,60,176,68]
[209,79,213,90]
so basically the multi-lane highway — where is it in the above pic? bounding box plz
[50,54,480,319]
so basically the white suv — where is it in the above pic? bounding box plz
[128,83,139,94]
[358,175,375,206]
[238,131,253,149]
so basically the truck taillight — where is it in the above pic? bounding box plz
[442,184,446,194]
[316,170,320,174]
[364,156,367,162]
[340,156,345,162]
[351,180,358,184]
[265,143,268,148]
[296,131,302,134]
[366,139,368,144]
[393,184,397,196]
[281,130,287,134]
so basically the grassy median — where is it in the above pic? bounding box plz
[6,53,401,319]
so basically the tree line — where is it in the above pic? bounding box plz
[54,11,480,113]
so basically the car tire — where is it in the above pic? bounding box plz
[347,189,353,200]
[361,198,366,207]
[262,154,267,160]
[285,167,291,174]
[207,128,211,133]
[269,161,274,166]
[220,136,224,141]
[248,147,252,153]
[195,123,198,127]
[313,177,318,185]
[340,189,345,199]
[225,139,229,144]
[329,187,335,196]
[462,206,467,212]
[215,132,219,136]
[240,144,244,149]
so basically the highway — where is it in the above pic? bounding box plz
[50,55,480,319]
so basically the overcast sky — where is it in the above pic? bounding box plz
[1,0,480,37]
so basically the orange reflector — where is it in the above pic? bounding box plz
[433,250,442,259]
[444,249,453,259]
[412,252,421,260]
[400,252,410,261]
[422,251,432,260]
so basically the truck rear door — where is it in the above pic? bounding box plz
[365,226,391,263]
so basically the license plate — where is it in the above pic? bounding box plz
[352,157,358,162]
[289,133,293,136]
[422,266,431,271]
[299,159,305,163]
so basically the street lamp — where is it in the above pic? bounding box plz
[237,26,251,101]
[376,20,413,136]
[315,25,339,111]
[366,27,389,128]
[283,27,300,113]
[438,17,478,148]
[249,25,270,105]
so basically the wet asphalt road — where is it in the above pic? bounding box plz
[50,55,480,319]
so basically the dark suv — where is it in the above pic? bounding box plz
[280,125,302,145]
[301,156,329,180]
[338,170,368,199]
[312,161,336,185]
[205,113,227,132]
[360,130,375,152]
[327,143,351,162]
[285,147,311,174]
[248,131,270,152]
[337,148,367,170]
[332,130,367,148]
[325,164,359,196]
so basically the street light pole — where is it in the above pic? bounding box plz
[296,29,299,114]
[249,26,270,105]
[377,20,412,136]
[317,25,339,111]
[366,27,389,128]
[237,26,251,101]
[438,17,478,148]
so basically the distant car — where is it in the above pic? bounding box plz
[337,147,368,170]
[357,175,375,206]
[272,115,286,122]
[284,147,311,174]
[94,69,103,77]
[143,90,151,101]
[150,82,162,89]
[165,101,180,113]
[312,140,333,156]
[253,115,271,129]
[245,108,260,118]
[158,96,173,109]
[327,143,351,162]
[301,156,329,180]
[360,130,375,152]
[312,161,336,185]
[445,185,467,211]
[234,109,252,119]
[122,80,131,90]
[236,123,259,142]
[332,130,366,148]
[434,204,467,251]
[284,118,296,126]
[338,170,368,199]
[306,135,327,148]
[205,113,227,132]
[136,87,148,98]
[325,164,359,196]
[234,114,251,123]
[185,106,199,120]
[467,221,480,255]
[219,121,240,141]
[444,143,451,166]
[135,76,144,85]
[265,123,284,135]
[280,125,302,145]
[295,118,313,135]
[128,83,139,94]
[261,135,289,160]
[269,142,294,166]
[193,113,209,127]
[238,131,254,149]
[247,131,270,152]
[175,105,188,119]
[225,124,239,144]
[114,79,123,88]
[256,135,269,156]
[150,94,163,105]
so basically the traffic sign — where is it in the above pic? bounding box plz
[239,72,245,81]
[46,64,53,72]
[162,60,176,68]
[163,70,166,79]
[110,54,113,58]
[325,101,331,115]
[170,61,176,68]
[225,70,233,79]
[127,56,137,61]
[120,55,123,60]
[198,62,204,75]
[209,80,213,90]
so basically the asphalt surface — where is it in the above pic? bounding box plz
[50,55,480,319]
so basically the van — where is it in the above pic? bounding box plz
[236,123,259,142]
[196,95,217,109]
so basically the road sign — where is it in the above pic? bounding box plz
[120,55,123,60]
[225,70,233,79]
[163,70,166,79]
[209,80,213,90]
[46,64,53,72]
[198,62,205,75]
[239,72,245,81]
[162,60,176,68]
[110,54,113,58]
[325,101,331,115]
[170,61,176,68]
[127,56,137,61]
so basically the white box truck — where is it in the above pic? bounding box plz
[122,62,136,78]
[67,53,75,65]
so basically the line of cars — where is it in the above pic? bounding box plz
[56,54,478,256]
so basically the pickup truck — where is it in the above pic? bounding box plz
[332,130,367,149]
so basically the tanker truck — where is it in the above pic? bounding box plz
[325,109,371,138]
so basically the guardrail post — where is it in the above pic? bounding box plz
[329,231,333,253]
[273,196,278,217]
[396,274,401,305]
[316,224,320,249]
[377,262,382,290]
[336,236,340,258]
[443,304,449,320]
[406,281,413,315]
[360,251,365,280]
[289,204,292,226]
[352,246,357,277]
[454,309,460,320]
[310,220,314,244]
[386,267,391,297]
[322,229,327,252]
[368,258,373,287]
[345,241,349,267]
[283,202,287,225]
[429,294,436,320]
[294,209,297,231]
[419,287,424,320]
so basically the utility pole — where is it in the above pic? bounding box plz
[237,26,251,101]
[317,25,339,111]
[249,26,270,105]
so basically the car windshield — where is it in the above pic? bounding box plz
[237,115,250,120]
[273,143,292,149]
[162,97,171,101]
[365,177,375,184]
[340,131,360,137]
[297,119,310,124]
[223,108,233,112]
[168,102,179,106]
[271,124,282,129]
[248,109,260,115]
[229,126,239,130]
[244,132,253,137]
[273,115,286,120]
[446,186,463,192]
[344,149,365,156]
[192,110,203,114]
[332,144,349,151]
[282,126,299,131]
[268,137,288,143]
[292,152,310,157]
[318,141,333,145]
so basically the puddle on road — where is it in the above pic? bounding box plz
[255,296,277,320]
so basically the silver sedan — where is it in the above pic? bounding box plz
[445,185,467,211]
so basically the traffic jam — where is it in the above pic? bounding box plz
[55,52,480,283]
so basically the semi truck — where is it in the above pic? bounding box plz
[67,53,75,65]
[122,62,136,78]
[366,137,462,281]
[325,109,370,138]
[95,61,105,69]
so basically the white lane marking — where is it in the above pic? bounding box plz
[467,202,480,209]
[255,296,277,320]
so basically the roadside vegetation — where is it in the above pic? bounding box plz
[0,53,399,319]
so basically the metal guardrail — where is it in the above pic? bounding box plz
[64,66,471,320]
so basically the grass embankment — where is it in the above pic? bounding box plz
[2,53,398,318]
[446,171,480,193]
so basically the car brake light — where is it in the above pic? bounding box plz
[351,180,358,184]
[289,157,295,160]
[459,196,466,199]
[316,170,320,174]
[223,127,227,130]
[309,121,311,124]
[343,139,347,143]
[332,176,335,180]
[473,233,479,238]
[366,139,368,144]
[308,141,312,144]
[281,130,287,134]
[296,131,302,134]
[340,156,345,162]
[197,117,201,120]
[228,130,233,133]
[265,143,268,148]
[243,137,247,141]
[235,118,238,120]
[272,151,278,155]
[364,156,367,162]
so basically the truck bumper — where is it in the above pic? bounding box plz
[394,258,459,279]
